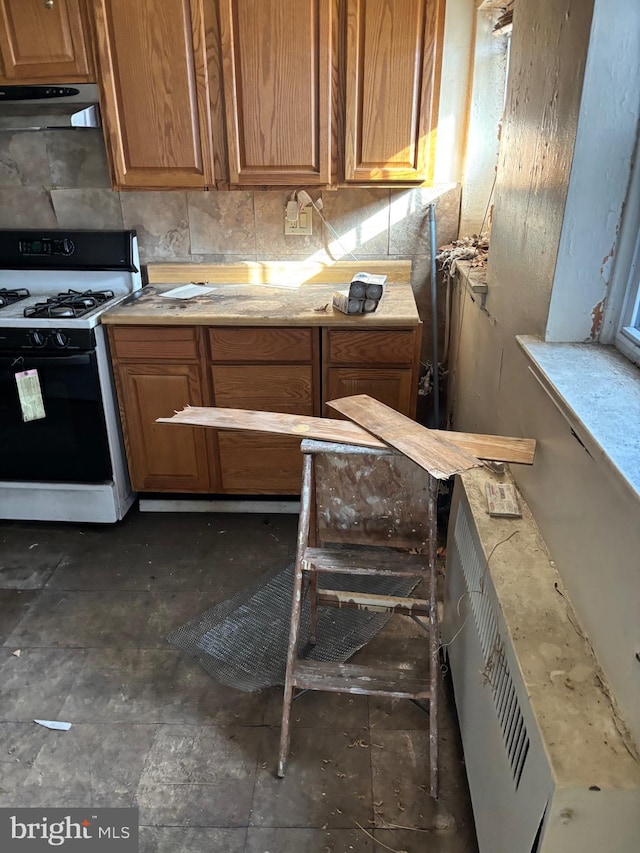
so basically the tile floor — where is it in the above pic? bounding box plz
[0,509,477,852]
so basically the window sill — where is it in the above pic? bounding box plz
[454,259,488,299]
[517,336,640,502]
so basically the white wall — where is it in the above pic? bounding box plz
[451,0,640,742]
[458,8,509,236]
[434,0,475,184]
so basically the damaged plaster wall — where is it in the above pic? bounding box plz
[458,7,509,237]
[545,0,640,342]
[451,0,640,744]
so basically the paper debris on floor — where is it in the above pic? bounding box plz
[34,720,72,731]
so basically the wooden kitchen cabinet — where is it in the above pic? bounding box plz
[0,0,92,82]
[218,0,443,187]
[218,0,333,186]
[108,323,419,495]
[323,328,420,417]
[343,0,444,183]
[81,0,443,188]
[108,327,214,492]
[104,271,422,497]
[208,327,320,494]
[91,0,215,189]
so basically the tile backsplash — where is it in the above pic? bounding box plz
[0,129,460,356]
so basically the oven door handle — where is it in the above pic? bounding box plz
[1,353,93,368]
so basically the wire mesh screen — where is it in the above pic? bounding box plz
[167,559,420,692]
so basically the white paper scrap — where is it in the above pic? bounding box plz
[34,720,72,731]
[15,369,46,422]
[159,284,217,299]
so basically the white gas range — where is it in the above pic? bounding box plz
[0,230,142,523]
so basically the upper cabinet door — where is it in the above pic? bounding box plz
[92,0,214,189]
[344,0,444,183]
[0,0,91,81]
[219,0,333,186]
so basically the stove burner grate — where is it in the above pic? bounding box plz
[23,289,115,320]
[0,288,30,308]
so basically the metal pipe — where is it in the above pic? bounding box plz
[429,203,439,428]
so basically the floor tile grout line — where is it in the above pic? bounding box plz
[366,695,376,840]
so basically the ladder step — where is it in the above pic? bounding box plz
[317,588,430,616]
[304,546,427,577]
[293,661,432,699]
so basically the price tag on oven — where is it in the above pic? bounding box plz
[15,368,46,422]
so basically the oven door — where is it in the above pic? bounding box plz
[0,350,112,483]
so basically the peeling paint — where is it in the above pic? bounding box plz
[590,298,606,339]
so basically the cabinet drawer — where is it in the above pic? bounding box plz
[109,326,199,361]
[212,365,315,415]
[326,329,417,365]
[208,328,313,362]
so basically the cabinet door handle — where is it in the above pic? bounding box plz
[44,0,54,8]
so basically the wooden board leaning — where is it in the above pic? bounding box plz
[158,405,536,467]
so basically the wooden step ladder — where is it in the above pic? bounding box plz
[277,439,440,799]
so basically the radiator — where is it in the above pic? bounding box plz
[443,468,640,853]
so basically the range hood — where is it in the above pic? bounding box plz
[0,83,100,130]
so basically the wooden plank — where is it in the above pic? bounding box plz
[146,260,413,285]
[317,589,430,615]
[158,406,386,446]
[304,546,428,576]
[292,661,432,698]
[157,406,537,464]
[327,395,480,479]
[434,430,535,465]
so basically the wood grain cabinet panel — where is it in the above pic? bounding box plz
[219,0,333,185]
[115,363,212,492]
[109,326,199,362]
[327,329,417,365]
[0,0,91,81]
[323,327,420,418]
[212,365,315,415]
[344,0,444,182]
[218,433,303,493]
[208,325,318,493]
[325,367,414,417]
[92,0,214,189]
[209,328,312,362]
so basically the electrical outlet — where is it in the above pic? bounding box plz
[284,204,313,235]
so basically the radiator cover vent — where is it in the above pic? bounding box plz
[454,504,529,788]
[444,469,640,853]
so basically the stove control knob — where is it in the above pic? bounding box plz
[52,330,69,349]
[30,330,47,348]
[53,238,75,256]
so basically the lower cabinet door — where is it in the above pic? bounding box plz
[325,367,415,417]
[117,363,212,492]
[217,432,303,494]
[211,361,315,493]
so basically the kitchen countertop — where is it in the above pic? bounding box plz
[100,261,421,328]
